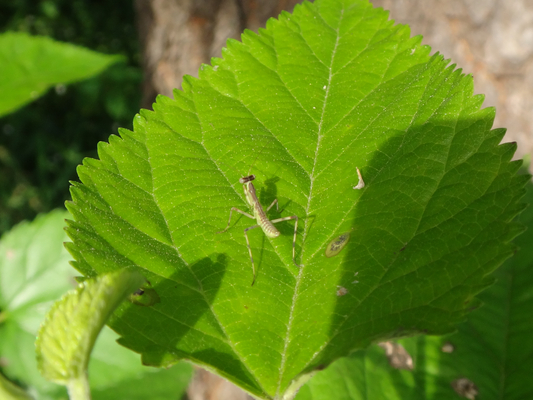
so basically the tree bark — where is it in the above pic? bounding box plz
[372,0,533,162]
[135,0,304,109]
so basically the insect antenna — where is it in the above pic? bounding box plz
[215,141,272,183]
[244,142,270,177]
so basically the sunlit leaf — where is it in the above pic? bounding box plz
[65,0,527,398]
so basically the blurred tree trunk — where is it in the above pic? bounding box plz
[135,0,305,109]
[372,0,533,162]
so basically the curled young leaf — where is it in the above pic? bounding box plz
[36,270,145,392]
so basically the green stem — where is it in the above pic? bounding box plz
[67,374,91,400]
[281,371,317,400]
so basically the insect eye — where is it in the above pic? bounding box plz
[239,175,256,184]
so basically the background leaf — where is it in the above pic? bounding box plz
[88,327,192,400]
[0,32,122,117]
[65,0,527,398]
[0,210,193,399]
[0,210,76,399]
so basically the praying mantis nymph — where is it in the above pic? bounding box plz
[218,173,302,286]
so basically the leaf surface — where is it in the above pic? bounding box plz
[65,0,527,398]
[296,178,533,400]
[0,372,33,400]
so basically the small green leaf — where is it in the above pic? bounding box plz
[65,0,528,398]
[36,270,145,391]
[0,32,122,117]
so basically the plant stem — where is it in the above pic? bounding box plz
[67,374,91,400]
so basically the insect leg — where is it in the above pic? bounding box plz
[271,215,303,268]
[244,224,260,285]
[217,207,254,234]
[266,198,279,212]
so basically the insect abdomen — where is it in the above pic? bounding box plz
[259,215,280,238]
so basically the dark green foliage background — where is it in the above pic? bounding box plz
[0,0,142,234]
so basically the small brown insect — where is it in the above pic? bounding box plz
[218,173,301,285]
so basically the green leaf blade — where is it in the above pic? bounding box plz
[296,178,533,400]
[65,0,528,398]
[0,372,33,400]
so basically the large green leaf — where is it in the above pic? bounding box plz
[0,32,122,117]
[296,177,533,400]
[436,176,533,400]
[65,0,527,398]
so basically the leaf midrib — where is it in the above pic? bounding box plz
[274,6,345,397]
